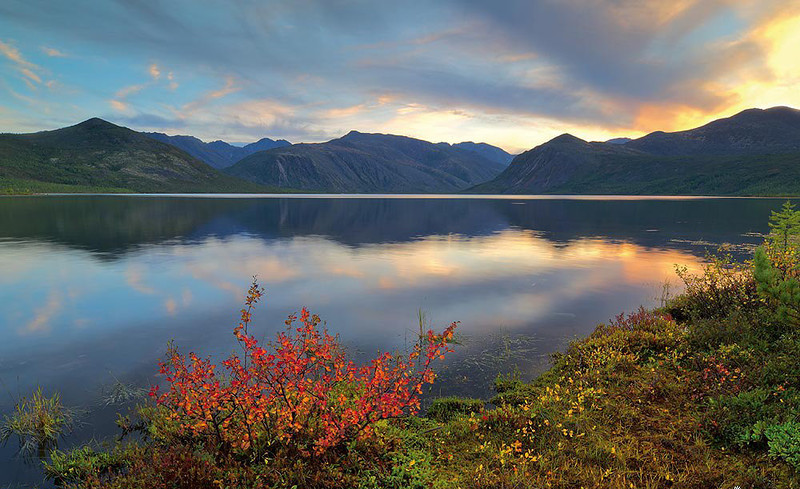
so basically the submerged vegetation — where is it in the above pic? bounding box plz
[0,387,77,458]
[9,204,800,487]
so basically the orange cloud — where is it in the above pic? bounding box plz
[0,39,48,90]
[149,63,161,79]
[322,104,366,119]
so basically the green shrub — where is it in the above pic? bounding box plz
[760,333,800,387]
[374,448,435,489]
[493,372,524,394]
[673,253,759,322]
[44,445,125,484]
[765,422,800,470]
[687,313,755,352]
[705,388,792,449]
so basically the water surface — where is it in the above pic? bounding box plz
[0,194,782,485]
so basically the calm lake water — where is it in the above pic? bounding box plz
[0,194,787,485]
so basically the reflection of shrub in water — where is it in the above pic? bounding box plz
[99,377,147,407]
[0,387,77,457]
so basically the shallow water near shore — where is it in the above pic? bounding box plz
[0,194,788,485]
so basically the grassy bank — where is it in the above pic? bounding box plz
[0,177,133,195]
[6,210,800,488]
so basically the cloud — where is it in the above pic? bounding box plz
[19,67,41,83]
[115,83,146,99]
[167,71,178,90]
[42,46,68,57]
[0,39,37,68]
[179,76,240,115]
[321,104,366,119]
[110,81,152,113]
[149,63,161,79]
[0,38,48,90]
[109,99,128,111]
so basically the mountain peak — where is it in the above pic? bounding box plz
[75,117,117,130]
[729,106,800,124]
[549,133,587,145]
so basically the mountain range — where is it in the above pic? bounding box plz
[145,132,291,169]
[2,106,800,196]
[473,106,800,195]
[224,131,508,193]
[0,119,512,194]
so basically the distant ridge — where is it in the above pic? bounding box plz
[146,132,291,169]
[472,106,800,196]
[448,141,514,165]
[224,130,507,193]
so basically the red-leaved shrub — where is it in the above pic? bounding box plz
[151,279,457,459]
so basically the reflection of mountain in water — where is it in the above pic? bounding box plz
[0,196,784,258]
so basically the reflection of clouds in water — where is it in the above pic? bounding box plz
[125,265,156,295]
[158,230,707,339]
[178,230,703,296]
[4,229,706,345]
[182,289,193,307]
[163,290,193,316]
[20,290,62,335]
[0,243,43,284]
[164,298,177,315]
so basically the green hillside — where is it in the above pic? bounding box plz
[474,107,800,196]
[0,118,278,194]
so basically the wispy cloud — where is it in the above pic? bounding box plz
[0,39,48,90]
[115,83,146,99]
[110,83,147,113]
[41,46,68,57]
[167,71,178,90]
[180,76,240,115]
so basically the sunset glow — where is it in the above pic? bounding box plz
[1,1,798,152]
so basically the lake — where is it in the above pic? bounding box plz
[0,194,785,485]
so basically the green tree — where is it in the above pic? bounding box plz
[754,201,800,326]
[767,200,800,251]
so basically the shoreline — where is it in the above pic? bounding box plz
[3,192,799,200]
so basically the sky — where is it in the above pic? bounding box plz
[1,0,799,153]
